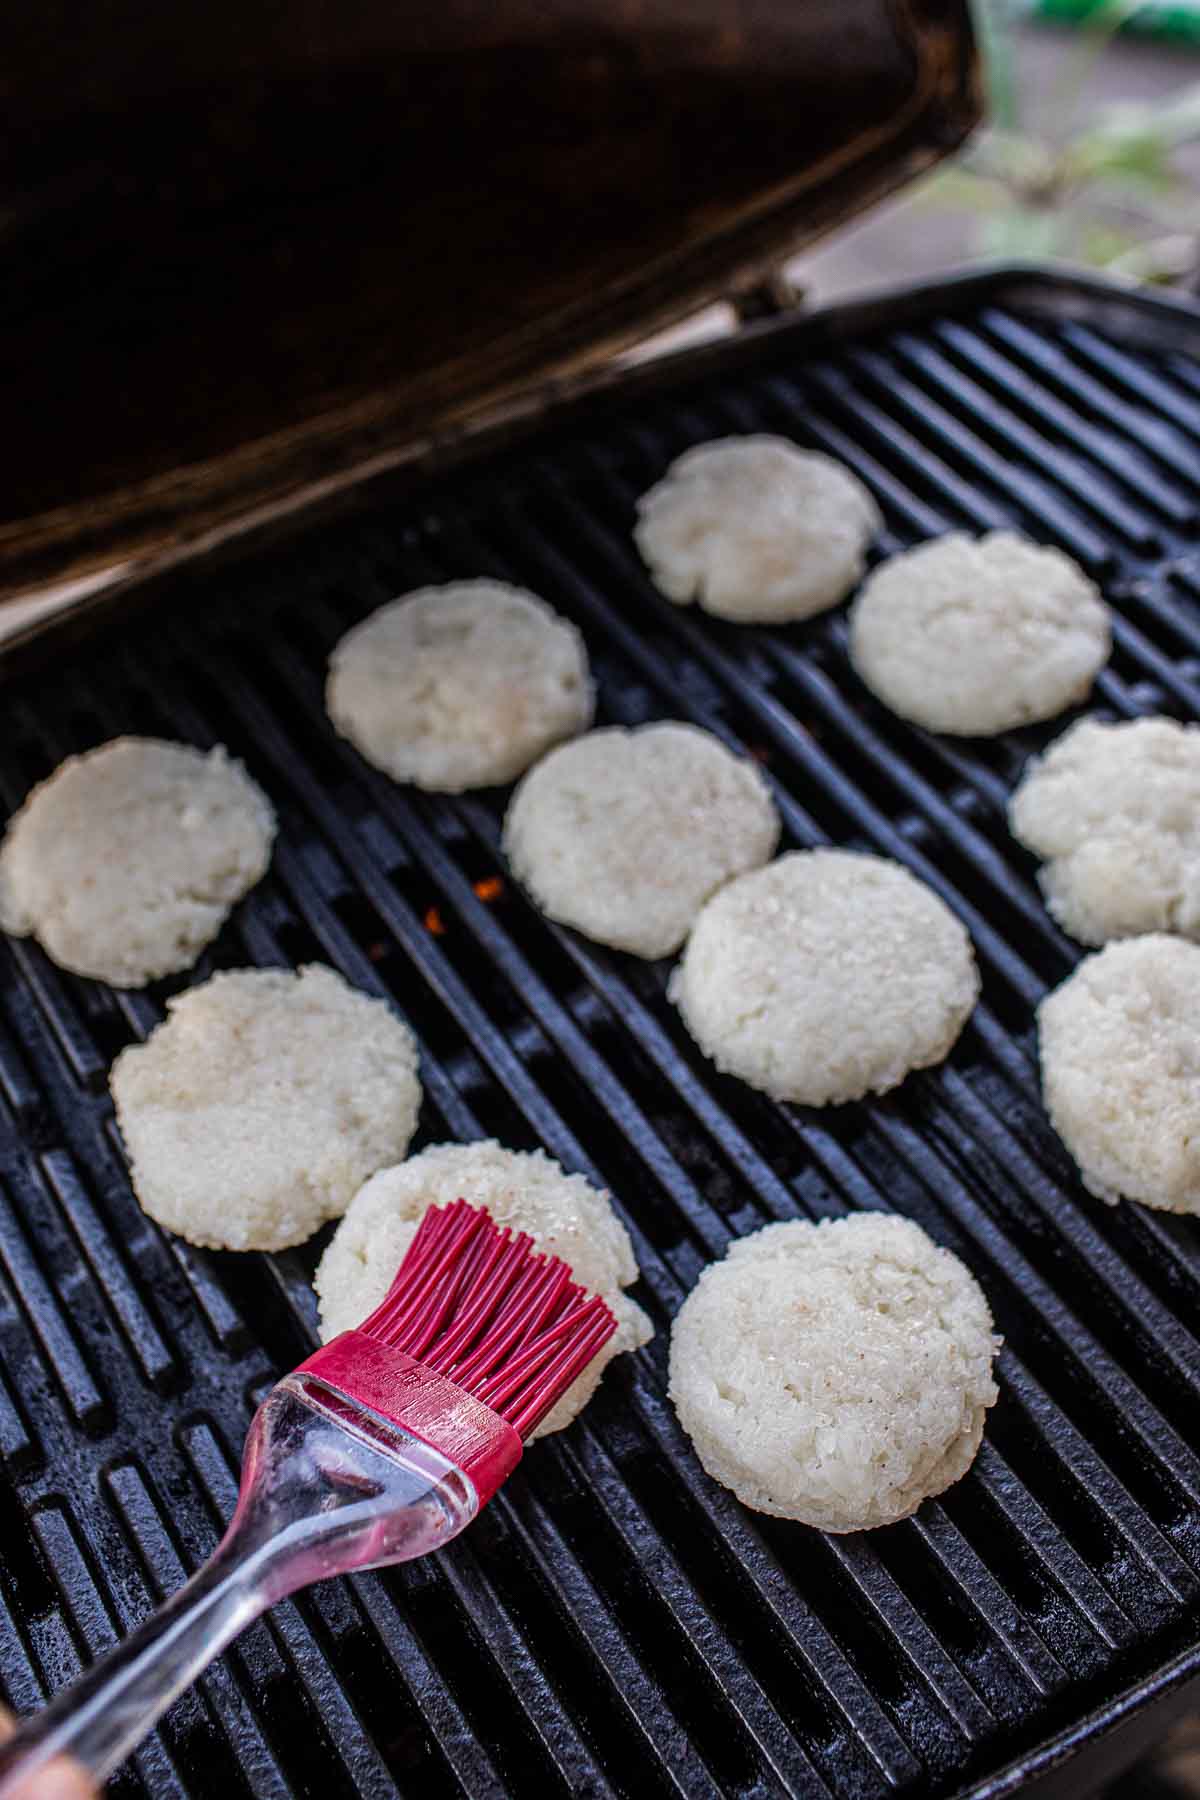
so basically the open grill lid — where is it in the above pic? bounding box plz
[1,0,978,624]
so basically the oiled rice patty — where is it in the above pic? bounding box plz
[316,1140,653,1437]
[848,531,1110,735]
[1010,716,1200,945]
[111,965,421,1251]
[503,723,780,958]
[0,737,275,987]
[1039,934,1200,1213]
[634,436,880,623]
[669,1214,1000,1530]
[326,580,593,791]
[670,849,978,1104]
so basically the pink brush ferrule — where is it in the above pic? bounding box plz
[295,1332,524,1507]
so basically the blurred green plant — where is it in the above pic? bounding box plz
[926,0,1200,282]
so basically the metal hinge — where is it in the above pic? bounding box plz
[729,270,808,322]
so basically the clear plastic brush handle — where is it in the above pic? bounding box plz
[0,1375,477,1797]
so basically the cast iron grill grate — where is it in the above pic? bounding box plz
[1,273,1200,1800]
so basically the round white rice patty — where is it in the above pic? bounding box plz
[1039,934,1200,1213]
[668,1213,999,1530]
[111,965,421,1251]
[503,723,780,958]
[0,737,275,987]
[848,531,1110,735]
[1010,716,1200,945]
[669,850,979,1105]
[326,580,593,791]
[634,436,880,623]
[315,1140,652,1438]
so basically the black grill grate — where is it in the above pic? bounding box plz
[2,272,1200,1799]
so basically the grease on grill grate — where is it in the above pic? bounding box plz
[2,290,1200,1799]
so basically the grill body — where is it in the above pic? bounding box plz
[2,268,1200,1799]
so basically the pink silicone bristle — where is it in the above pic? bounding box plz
[448,1249,560,1357]
[355,1198,619,1437]
[365,1201,489,1352]
[447,1260,576,1387]
[356,1208,522,1360]
[499,1301,618,1437]
[483,1260,578,1356]
[476,1291,608,1413]
[505,1259,576,1342]
[399,1218,501,1360]
[419,1230,537,1374]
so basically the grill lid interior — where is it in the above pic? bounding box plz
[0,0,978,606]
[1,270,1200,1799]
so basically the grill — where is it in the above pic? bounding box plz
[3,266,1200,1800]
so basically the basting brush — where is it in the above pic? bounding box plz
[0,1200,616,1798]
